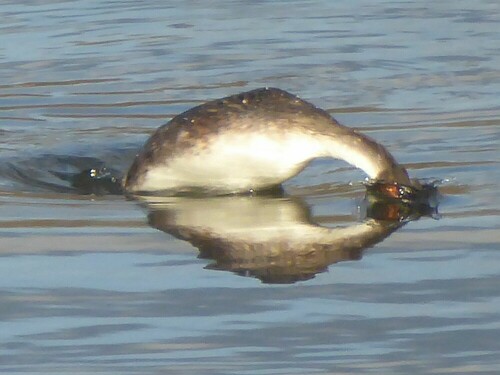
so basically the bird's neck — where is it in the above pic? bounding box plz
[318,129,412,186]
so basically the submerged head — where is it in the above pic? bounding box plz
[363,158,438,205]
[365,177,438,208]
[361,152,427,202]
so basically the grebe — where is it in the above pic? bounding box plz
[124,87,417,197]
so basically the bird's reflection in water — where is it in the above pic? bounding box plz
[143,193,437,284]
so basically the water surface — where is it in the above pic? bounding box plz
[0,1,499,374]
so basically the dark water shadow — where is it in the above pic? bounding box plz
[0,146,137,194]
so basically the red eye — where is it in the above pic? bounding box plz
[383,184,400,199]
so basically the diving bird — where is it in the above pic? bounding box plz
[124,87,418,197]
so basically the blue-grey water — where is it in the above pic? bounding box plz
[0,1,499,374]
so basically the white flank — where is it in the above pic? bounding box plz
[140,132,324,192]
[139,131,383,193]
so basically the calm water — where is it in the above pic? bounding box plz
[1,1,499,374]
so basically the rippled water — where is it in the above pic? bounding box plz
[1,1,499,374]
